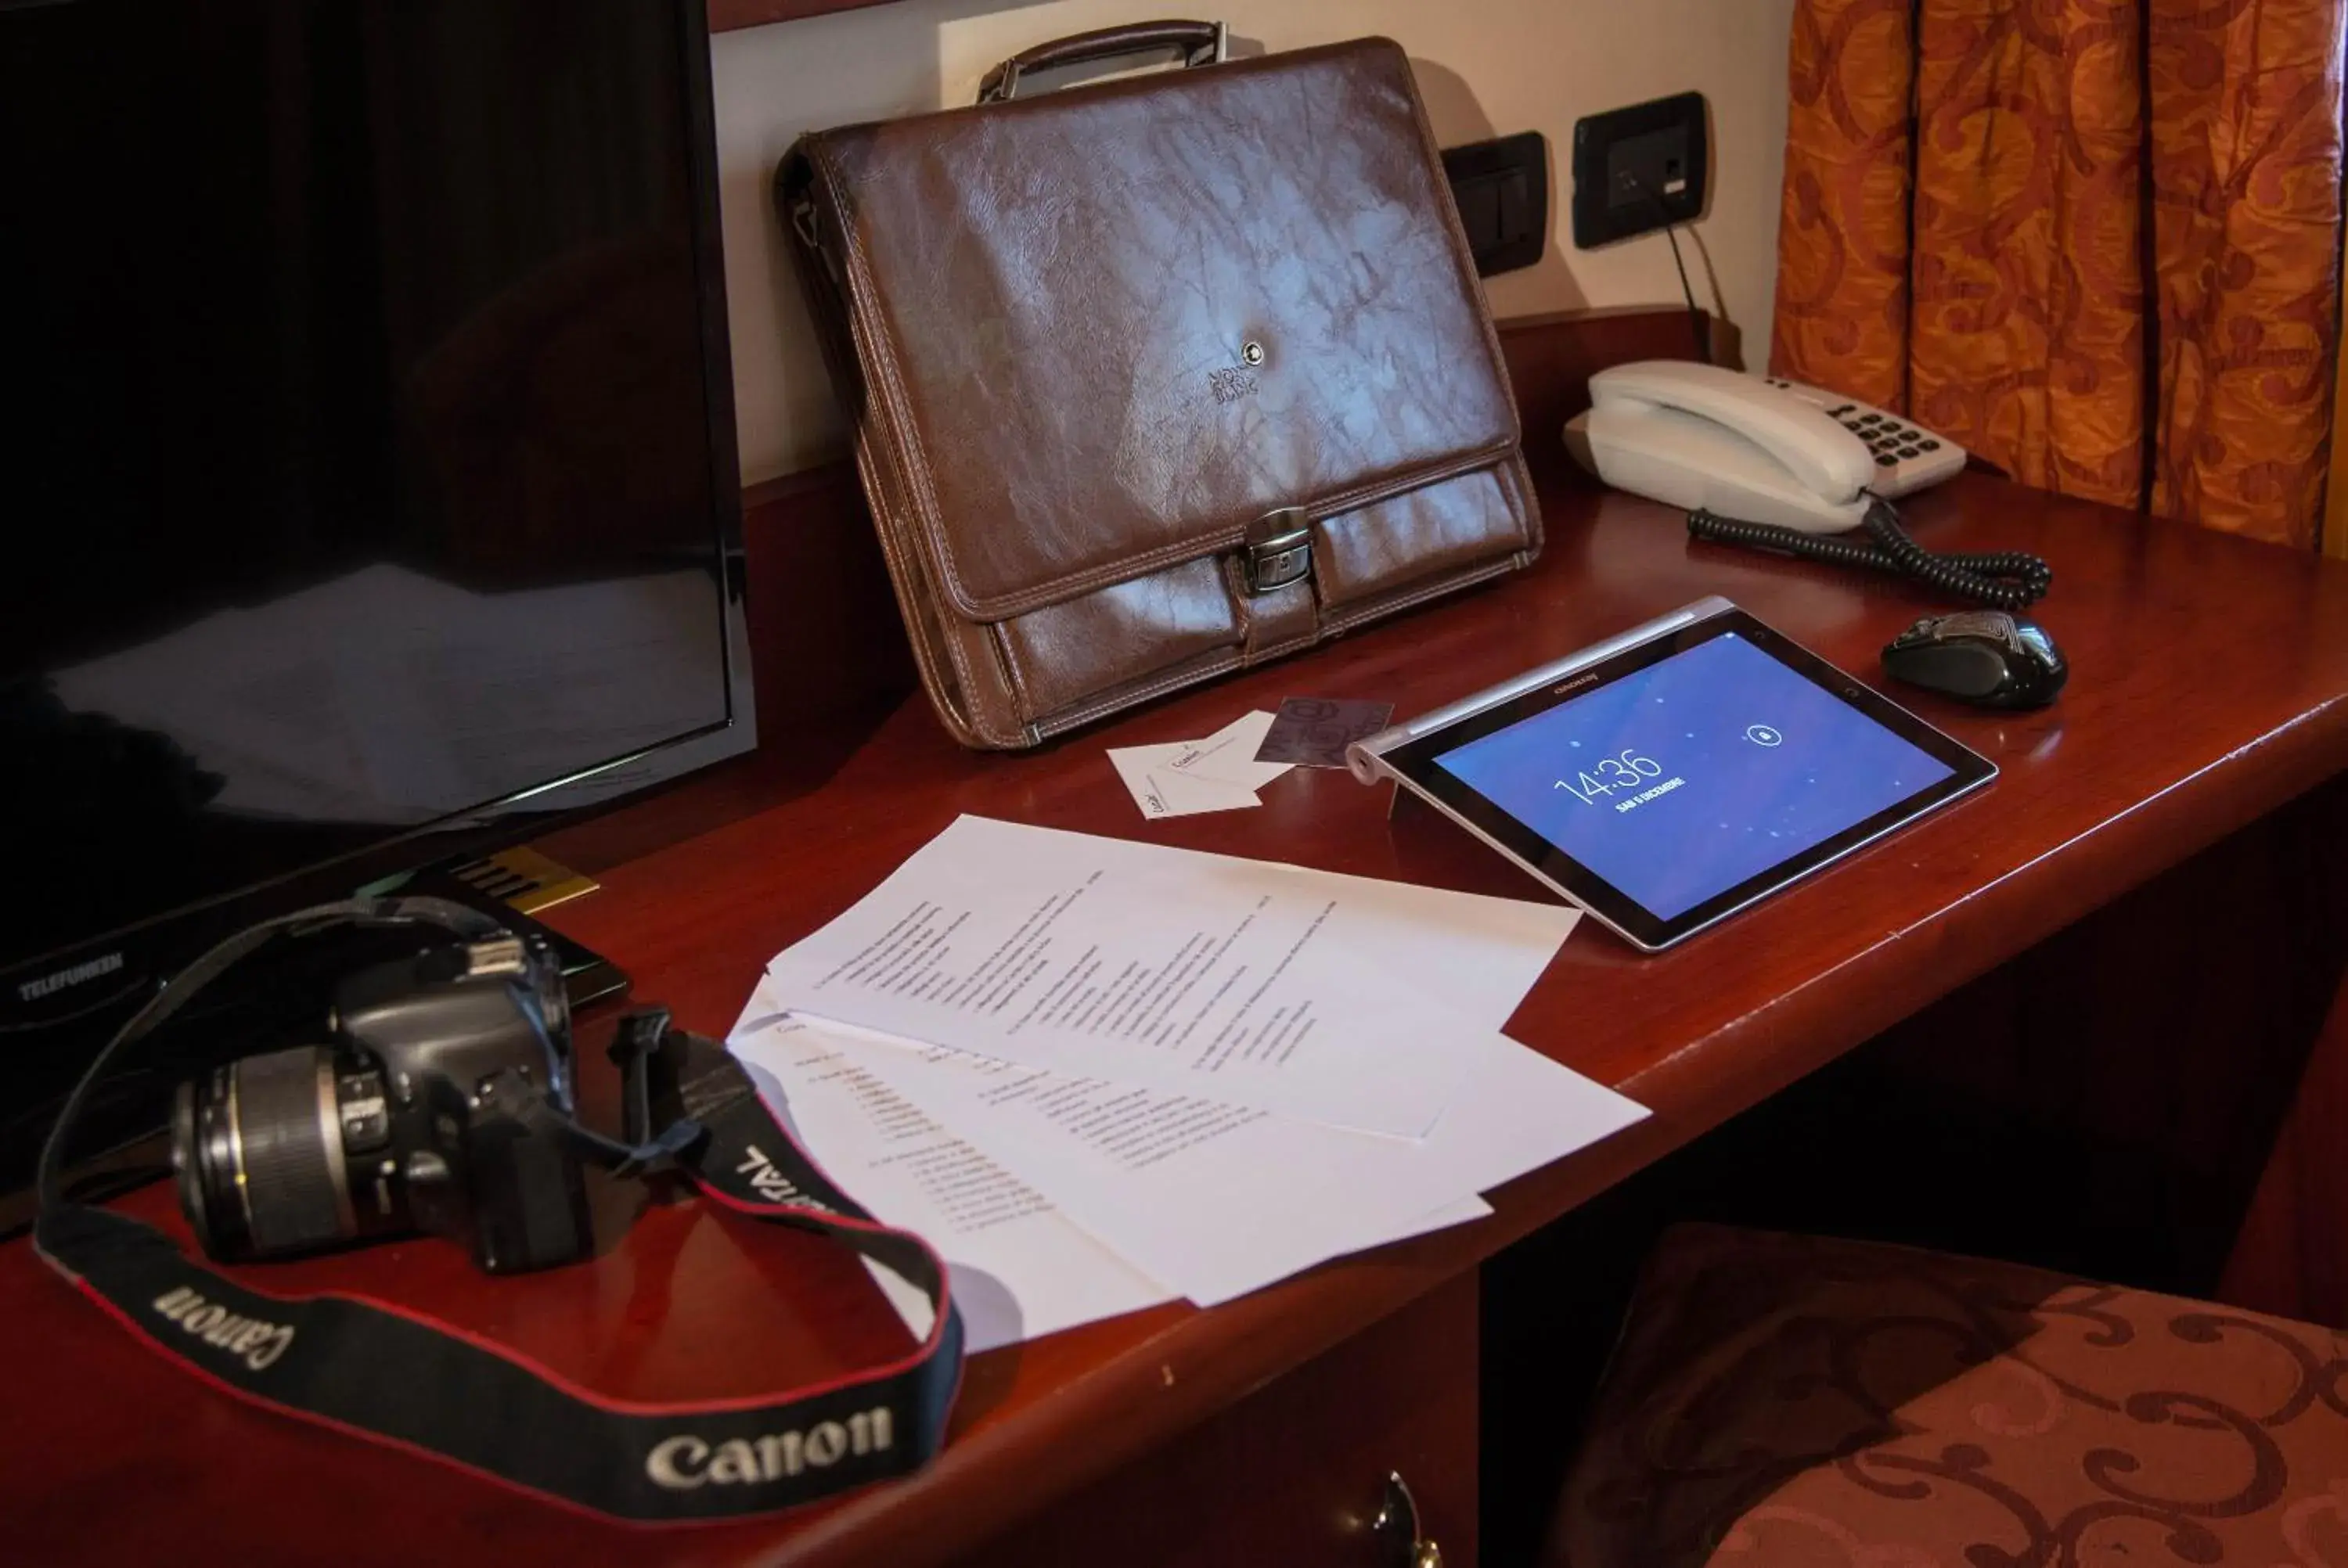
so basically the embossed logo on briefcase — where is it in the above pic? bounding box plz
[1208,365,1259,405]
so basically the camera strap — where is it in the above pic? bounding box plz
[32,901,964,1525]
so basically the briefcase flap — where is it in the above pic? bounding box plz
[788,38,1522,625]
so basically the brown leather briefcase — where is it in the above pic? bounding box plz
[777,22,1540,750]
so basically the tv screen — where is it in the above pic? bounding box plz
[1,0,752,987]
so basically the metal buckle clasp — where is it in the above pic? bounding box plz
[1241,509,1313,595]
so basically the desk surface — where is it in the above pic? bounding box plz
[7,469,2348,1567]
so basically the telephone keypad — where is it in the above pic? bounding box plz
[1849,408,1932,468]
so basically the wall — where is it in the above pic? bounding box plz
[713,0,1799,484]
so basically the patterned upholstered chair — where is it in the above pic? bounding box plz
[1547,1224,2348,1566]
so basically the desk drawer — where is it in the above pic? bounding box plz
[961,1271,1478,1567]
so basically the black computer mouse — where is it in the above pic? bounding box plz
[1882,611,2067,709]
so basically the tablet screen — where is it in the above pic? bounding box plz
[1431,629,1957,921]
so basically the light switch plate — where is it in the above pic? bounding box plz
[1572,92,1708,248]
[1442,131,1549,278]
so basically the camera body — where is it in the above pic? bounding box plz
[173,930,593,1274]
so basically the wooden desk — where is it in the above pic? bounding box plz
[7,327,2348,1566]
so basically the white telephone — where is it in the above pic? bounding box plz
[1562,360,1966,534]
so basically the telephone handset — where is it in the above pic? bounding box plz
[1563,360,2049,610]
[1563,360,1967,534]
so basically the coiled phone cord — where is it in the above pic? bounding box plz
[1687,494,2053,611]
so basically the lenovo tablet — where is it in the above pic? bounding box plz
[1349,597,1995,951]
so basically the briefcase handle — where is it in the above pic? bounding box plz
[977,19,1227,103]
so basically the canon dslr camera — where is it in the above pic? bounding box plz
[171,929,593,1274]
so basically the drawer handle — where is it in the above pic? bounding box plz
[1370,1472,1443,1568]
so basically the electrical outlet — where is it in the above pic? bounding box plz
[1572,91,1708,248]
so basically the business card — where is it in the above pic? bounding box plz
[1255,697,1395,769]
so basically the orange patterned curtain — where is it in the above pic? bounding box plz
[1771,0,2346,549]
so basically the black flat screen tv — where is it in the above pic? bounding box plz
[0,0,754,1196]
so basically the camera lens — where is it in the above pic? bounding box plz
[171,1046,405,1261]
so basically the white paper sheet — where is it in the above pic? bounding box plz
[726,1007,1172,1351]
[758,834,1642,1303]
[733,854,1579,1333]
[836,1020,1647,1306]
[729,991,1494,1343]
[762,817,1529,1138]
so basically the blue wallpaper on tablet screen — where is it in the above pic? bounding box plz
[1433,632,1954,920]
